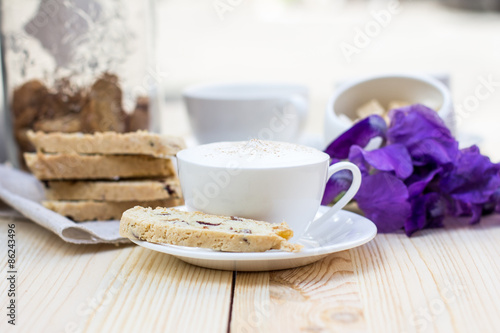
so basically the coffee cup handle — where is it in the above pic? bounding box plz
[305,162,362,233]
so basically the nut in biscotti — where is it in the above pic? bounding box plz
[120,207,303,253]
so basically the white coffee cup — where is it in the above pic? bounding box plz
[176,140,361,239]
[183,82,308,144]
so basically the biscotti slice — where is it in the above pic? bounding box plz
[24,153,175,180]
[44,178,181,201]
[120,207,303,253]
[43,199,182,222]
[27,130,186,157]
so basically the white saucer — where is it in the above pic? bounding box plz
[129,206,377,271]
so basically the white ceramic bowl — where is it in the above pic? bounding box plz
[324,74,455,145]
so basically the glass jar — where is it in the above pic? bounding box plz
[1,0,157,168]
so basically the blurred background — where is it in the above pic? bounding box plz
[1,0,500,161]
[156,0,500,158]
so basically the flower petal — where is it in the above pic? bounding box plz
[325,115,387,159]
[440,145,500,204]
[470,204,483,225]
[346,146,369,176]
[488,188,500,213]
[405,166,442,198]
[321,169,353,206]
[405,192,445,236]
[387,104,459,166]
[447,198,483,225]
[349,144,413,179]
[355,172,411,233]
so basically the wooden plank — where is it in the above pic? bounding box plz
[232,216,500,333]
[0,217,121,332]
[81,246,233,333]
[351,215,500,333]
[231,250,366,333]
[0,217,233,333]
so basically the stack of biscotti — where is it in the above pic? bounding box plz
[24,130,186,222]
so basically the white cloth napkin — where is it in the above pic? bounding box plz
[0,164,129,244]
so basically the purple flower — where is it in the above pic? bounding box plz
[438,145,500,224]
[387,104,459,166]
[440,145,500,204]
[325,115,386,159]
[405,193,445,236]
[446,199,483,224]
[488,188,500,213]
[321,168,353,206]
[405,166,442,198]
[349,144,413,179]
[323,103,500,236]
[355,172,411,233]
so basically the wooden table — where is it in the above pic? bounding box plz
[1,209,499,332]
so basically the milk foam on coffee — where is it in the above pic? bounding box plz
[179,139,328,168]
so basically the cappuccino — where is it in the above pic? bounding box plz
[177,139,327,168]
